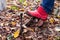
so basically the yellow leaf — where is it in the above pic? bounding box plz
[11,22,16,26]
[23,1,27,6]
[19,0,26,3]
[13,29,20,38]
[49,18,54,23]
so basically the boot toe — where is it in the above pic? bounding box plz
[27,10,41,19]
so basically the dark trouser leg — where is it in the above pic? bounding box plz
[41,0,55,13]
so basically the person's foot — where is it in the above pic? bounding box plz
[27,6,48,21]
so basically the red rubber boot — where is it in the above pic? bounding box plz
[27,6,48,21]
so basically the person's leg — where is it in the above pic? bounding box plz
[27,0,55,20]
[41,0,55,13]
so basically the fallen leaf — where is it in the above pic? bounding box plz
[23,1,28,6]
[13,29,20,38]
[49,18,55,24]
[11,21,16,26]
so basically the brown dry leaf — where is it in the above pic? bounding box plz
[2,36,6,40]
[0,23,4,26]
[5,27,10,31]
[19,8,24,11]
[0,34,2,37]
[48,36,53,40]
[23,29,28,33]
[37,20,43,27]
[26,28,34,32]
